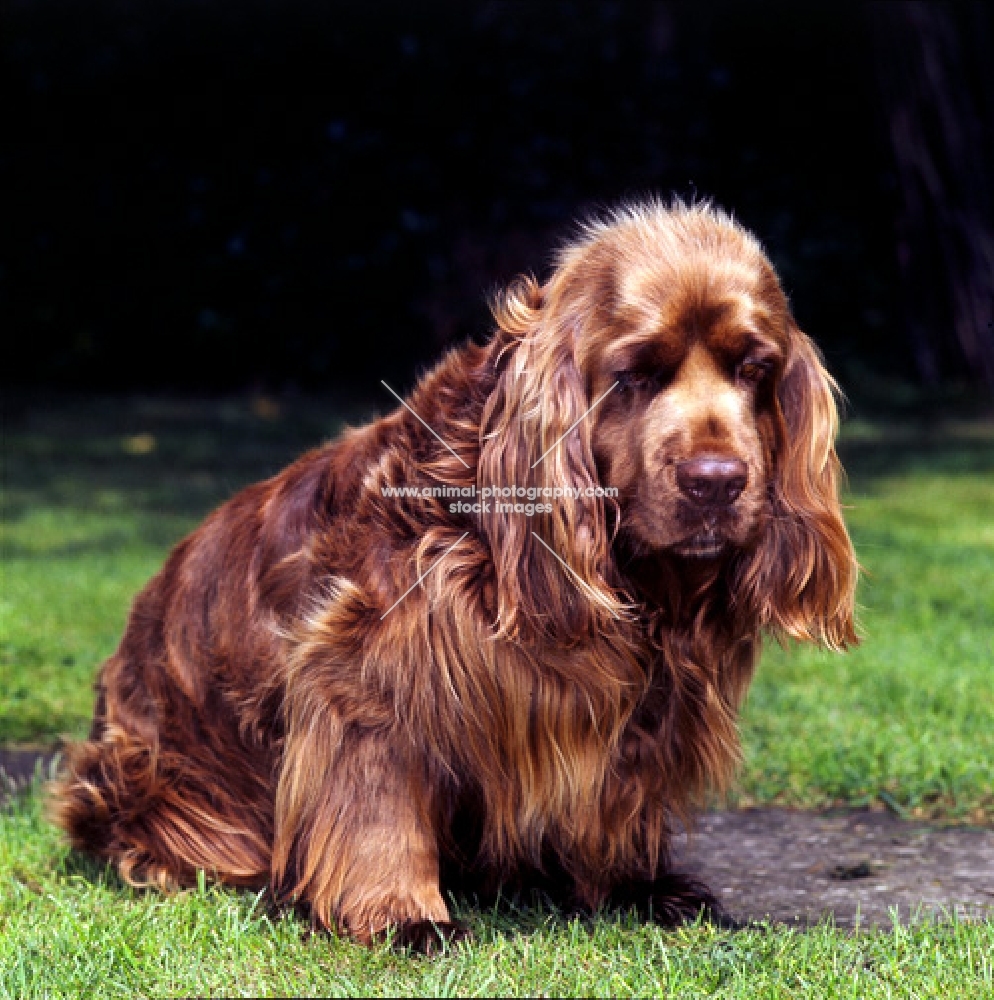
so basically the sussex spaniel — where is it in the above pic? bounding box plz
[54,200,858,951]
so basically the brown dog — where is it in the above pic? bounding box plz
[53,200,857,951]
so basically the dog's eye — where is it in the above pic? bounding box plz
[614,372,636,396]
[615,371,664,396]
[737,360,771,385]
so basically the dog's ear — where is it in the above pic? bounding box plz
[739,322,859,649]
[478,274,626,644]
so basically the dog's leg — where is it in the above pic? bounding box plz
[273,718,469,953]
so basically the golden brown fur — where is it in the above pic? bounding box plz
[52,200,858,950]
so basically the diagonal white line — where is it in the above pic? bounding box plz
[380,532,470,620]
[530,531,620,618]
[381,380,470,468]
[530,381,619,469]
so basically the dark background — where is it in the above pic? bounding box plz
[3,0,992,409]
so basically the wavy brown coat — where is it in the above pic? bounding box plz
[53,201,858,948]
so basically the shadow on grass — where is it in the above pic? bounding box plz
[838,421,994,481]
[56,848,130,892]
[2,392,383,535]
[6,393,992,512]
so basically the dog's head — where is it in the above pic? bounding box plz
[480,201,857,648]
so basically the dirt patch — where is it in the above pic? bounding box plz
[3,749,992,927]
[675,808,994,927]
[0,748,58,789]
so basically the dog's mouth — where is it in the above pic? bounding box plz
[673,527,727,559]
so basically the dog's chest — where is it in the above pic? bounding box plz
[474,643,643,828]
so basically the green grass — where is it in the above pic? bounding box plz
[738,464,994,822]
[2,396,993,996]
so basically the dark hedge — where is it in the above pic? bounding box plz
[1,1,919,395]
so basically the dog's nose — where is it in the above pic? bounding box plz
[676,456,748,507]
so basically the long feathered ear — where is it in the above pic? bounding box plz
[740,322,859,649]
[478,274,628,644]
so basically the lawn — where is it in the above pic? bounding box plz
[2,395,993,998]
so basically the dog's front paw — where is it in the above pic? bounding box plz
[389,919,474,956]
[609,872,737,929]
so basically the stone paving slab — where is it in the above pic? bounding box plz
[675,808,994,927]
